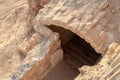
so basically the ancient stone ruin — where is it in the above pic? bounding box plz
[0,0,120,80]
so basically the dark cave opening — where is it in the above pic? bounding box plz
[44,25,102,80]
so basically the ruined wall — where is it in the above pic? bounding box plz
[12,24,63,80]
[22,0,120,80]
[0,0,50,79]
[0,0,120,80]
[36,0,120,53]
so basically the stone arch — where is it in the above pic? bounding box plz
[11,0,120,80]
[35,0,112,54]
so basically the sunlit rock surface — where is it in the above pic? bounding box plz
[0,0,120,80]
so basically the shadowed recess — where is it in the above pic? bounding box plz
[44,25,102,80]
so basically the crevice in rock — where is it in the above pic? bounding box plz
[44,25,102,80]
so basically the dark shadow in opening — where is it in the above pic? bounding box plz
[44,25,102,80]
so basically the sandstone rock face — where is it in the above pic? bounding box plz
[0,0,49,79]
[36,0,120,53]
[0,0,30,79]
[12,24,63,80]
[75,42,120,80]
[0,0,120,80]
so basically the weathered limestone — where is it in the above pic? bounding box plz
[35,0,120,54]
[0,0,30,79]
[34,0,120,79]
[28,0,50,15]
[75,42,120,80]
[18,34,38,56]
[0,0,50,79]
[47,25,75,45]
[0,0,120,80]
[11,24,63,80]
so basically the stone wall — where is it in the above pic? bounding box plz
[11,24,63,80]
[11,0,120,80]
[0,0,120,80]
[35,0,120,54]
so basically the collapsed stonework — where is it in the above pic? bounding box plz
[0,0,120,80]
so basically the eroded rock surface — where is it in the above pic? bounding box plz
[0,0,120,80]
[12,24,63,80]
[0,0,30,79]
[0,0,50,79]
[36,0,120,53]
[75,42,120,80]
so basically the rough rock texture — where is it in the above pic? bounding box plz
[0,0,120,80]
[12,24,63,80]
[0,0,30,79]
[0,0,50,79]
[36,0,120,53]
[75,42,120,80]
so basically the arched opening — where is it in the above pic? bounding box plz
[44,25,102,80]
